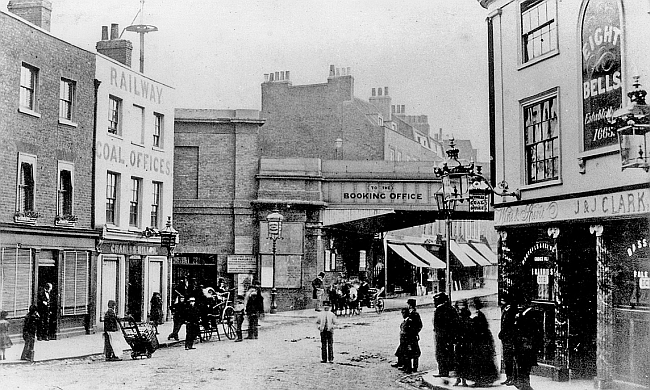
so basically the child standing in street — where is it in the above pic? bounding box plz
[316,300,337,363]
[0,310,12,360]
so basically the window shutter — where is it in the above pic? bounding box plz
[0,248,33,318]
[62,251,89,315]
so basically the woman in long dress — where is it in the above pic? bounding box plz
[467,297,500,386]
[103,300,128,361]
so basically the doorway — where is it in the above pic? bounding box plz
[127,256,143,322]
[37,250,58,339]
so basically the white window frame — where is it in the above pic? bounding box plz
[129,177,142,227]
[16,153,37,213]
[57,161,75,218]
[153,112,164,148]
[518,0,559,67]
[59,78,76,124]
[151,181,161,228]
[19,63,38,114]
[106,172,119,225]
[108,95,122,135]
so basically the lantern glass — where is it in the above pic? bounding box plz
[617,124,649,170]
[266,211,284,239]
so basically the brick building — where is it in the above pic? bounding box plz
[0,1,98,338]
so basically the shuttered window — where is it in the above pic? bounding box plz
[0,248,33,318]
[62,251,89,315]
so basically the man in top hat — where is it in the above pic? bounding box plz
[432,292,458,377]
[400,298,423,373]
[499,292,518,386]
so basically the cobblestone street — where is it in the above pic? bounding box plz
[3,304,498,390]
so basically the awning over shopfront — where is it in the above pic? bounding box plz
[470,242,497,265]
[406,244,446,269]
[388,243,430,268]
[459,243,491,266]
[449,240,478,267]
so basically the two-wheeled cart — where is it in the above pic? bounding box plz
[119,316,159,359]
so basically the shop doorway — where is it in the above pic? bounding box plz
[37,250,58,339]
[127,256,143,322]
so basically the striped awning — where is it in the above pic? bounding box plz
[470,242,498,265]
[388,243,429,268]
[449,240,477,267]
[458,243,491,266]
[406,244,446,269]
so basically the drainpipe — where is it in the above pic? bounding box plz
[487,14,497,189]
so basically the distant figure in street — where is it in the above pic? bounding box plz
[149,292,164,335]
[392,308,410,369]
[432,292,458,377]
[103,300,127,361]
[467,297,500,386]
[244,280,264,339]
[514,304,540,390]
[312,272,325,311]
[36,283,52,341]
[400,299,423,373]
[184,297,200,350]
[316,300,337,363]
[0,310,13,360]
[21,305,40,361]
[499,293,518,386]
[357,279,370,310]
[453,300,471,387]
[233,295,245,342]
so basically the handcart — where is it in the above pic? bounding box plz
[118,316,159,359]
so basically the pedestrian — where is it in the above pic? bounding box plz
[103,300,127,361]
[244,280,264,339]
[0,310,13,360]
[316,300,337,363]
[167,297,185,341]
[498,293,518,386]
[392,308,410,369]
[466,297,500,386]
[453,300,471,387]
[432,292,458,377]
[36,283,52,341]
[233,294,245,342]
[400,298,423,373]
[184,297,200,350]
[312,272,325,311]
[514,303,540,390]
[21,305,39,361]
[347,282,358,316]
[358,278,370,310]
[149,292,163,335]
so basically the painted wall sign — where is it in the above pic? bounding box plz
[102,243,163,256]
[324,181,440,206]
[495,188,650,227]
[110,67,165,104]
[581,0,623,151]
[226,255,257,273]
[95,141,172,176]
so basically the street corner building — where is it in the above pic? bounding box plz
[0,0,175,341]
[477,0,650,388]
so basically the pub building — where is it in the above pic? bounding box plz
[478,0,650,387]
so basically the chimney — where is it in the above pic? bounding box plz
[329,65,335,77]
[378,87,382,96]
[372,88,376,97]
[384,87,389,96]
[96,24,133,67]
[8,0,52,31]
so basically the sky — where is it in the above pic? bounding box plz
[45,0,490,160]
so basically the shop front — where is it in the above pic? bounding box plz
[496,187,650,388]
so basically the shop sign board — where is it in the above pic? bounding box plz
[227,255,257,273]
[495,188,650,227]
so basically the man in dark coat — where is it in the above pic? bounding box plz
[499,293,519,386]
[514,304,540,390]
[312,272,325,311]
[184,297,200,350]
[244,280,264,339]
[401,298,423,373]
[36,283,52,341]
[21,305,40,361]
[432,292,458,377]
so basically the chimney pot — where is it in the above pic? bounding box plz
[264,74,269,82]
[347,67,351,75]
[372,88,376,97]
[110,23,119,39]
[385,87,389,96]
[401,105,405,113]
[329,65,335,77]
[336,68,340,76]
[274,71,279,81]
[285,71,290,80]
[280,71,285,80]
[7,0,53,32]
[378,88,382,96]
[101,26,109,40]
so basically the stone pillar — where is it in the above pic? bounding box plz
[591,225,614,389]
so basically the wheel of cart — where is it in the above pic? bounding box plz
[368,287,385,314]
[200,313,220,342]
[220,306,237,340]
[118,316,159,359]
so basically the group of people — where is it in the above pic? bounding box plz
[13,283,55,361]
[314,273,371,316]
[432,291,539,390]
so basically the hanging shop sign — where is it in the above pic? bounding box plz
[581,0,623,151]
[495,188,649,227]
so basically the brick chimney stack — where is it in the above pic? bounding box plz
[96,23,133,68]
[7,0,52,31]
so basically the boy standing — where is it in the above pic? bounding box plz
[316,300,337,363]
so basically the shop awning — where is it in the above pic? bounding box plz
[459,243,491,266]
[388,243,430,268]
[449,240,478,267]
[470,242,498,265]
[406,244,446,269]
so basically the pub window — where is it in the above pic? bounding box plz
[57,163,74,217]
[129,177,142,227]
[106,172,119,225]
[108,96,122,135]
[324,249,338,272]
[20,63,38,111]
[0,248,33,318]
[59,78,75,120]
[17,154,36,213]
[523,93,559,184]
[62,251,89,315]
[521,0,557,64]
[150,181,161,228]
[153,113,163,148]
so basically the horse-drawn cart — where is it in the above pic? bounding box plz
[119,316,159,359]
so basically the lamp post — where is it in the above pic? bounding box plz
[266,210,284,314]
[608,76,650,172]
[434,138,521,299]
[159,216,178,322]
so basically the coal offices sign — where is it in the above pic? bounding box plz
[581,0,623,151]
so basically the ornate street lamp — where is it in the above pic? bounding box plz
[266,210,284,314]
[434,138,520,299]
[608,76,650,172]
[159,216,178,321]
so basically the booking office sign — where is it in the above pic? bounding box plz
[581,0,623,151]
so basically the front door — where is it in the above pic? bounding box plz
[127,256,143,322]
[37,250,59,339]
